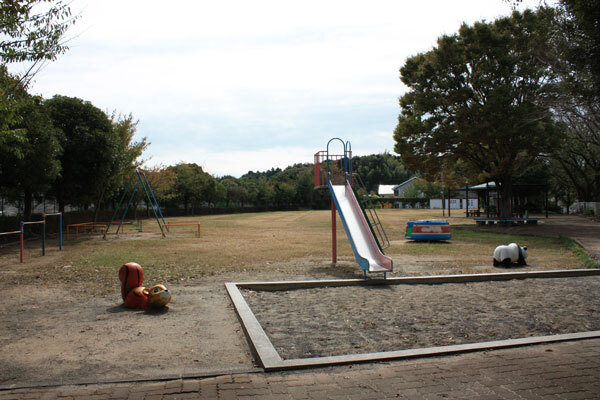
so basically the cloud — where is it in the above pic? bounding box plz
[13,0,545,177]
[144,145,318,178]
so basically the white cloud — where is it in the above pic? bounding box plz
[144,145,318,178]
[11,0,545,177]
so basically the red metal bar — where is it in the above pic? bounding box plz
[20,222,24,263]
[331,197,337,263]
[164,222,201,237]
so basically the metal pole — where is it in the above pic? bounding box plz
[106,171,137,237]
[59,213,63,250]
[139,169,169,232]
[466,185,469,217]
[442,187,445,217]
[486,182,490,218]
[331,197,337,264]
[20,221,24,263]
[118,181,139,234]
[136,170,165,237]
[42,214,46,256]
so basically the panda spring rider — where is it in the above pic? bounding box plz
[493,243,528,267]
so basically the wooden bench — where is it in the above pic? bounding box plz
[474,218,539,226]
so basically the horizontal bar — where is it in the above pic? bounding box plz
[0,231,22,236]
[166,223,200,226]
[22,221,45,225]
[67,222,120,227]
[43,213,62,216]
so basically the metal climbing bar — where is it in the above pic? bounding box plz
[106,170,137,236]
[138,169,169,232]
[0,230,21,235]
[351,173,391,251]
[135,169,165,237]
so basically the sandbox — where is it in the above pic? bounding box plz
[226,269,600,370]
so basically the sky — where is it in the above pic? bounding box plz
[10,0,543,177]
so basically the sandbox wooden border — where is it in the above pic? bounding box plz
[226,269,600,371]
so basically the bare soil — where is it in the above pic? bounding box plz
[1,213,599,388]
[242,276,600,360]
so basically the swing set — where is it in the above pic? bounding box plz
[106,169,169,238]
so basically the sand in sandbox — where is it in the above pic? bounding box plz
[241,276,600,360]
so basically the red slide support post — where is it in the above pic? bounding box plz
[20,221,24,263]
[331,198,337,264]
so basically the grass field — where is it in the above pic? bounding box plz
[0,209,585,295]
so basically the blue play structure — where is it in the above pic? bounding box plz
[405,220,451,241]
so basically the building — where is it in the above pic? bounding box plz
[377,185,397,198]
[393,177,419,197]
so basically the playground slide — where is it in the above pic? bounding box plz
[329,181,393,273]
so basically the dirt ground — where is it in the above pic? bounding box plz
[1,214,599,388]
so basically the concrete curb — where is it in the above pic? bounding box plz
[226,269,600,371]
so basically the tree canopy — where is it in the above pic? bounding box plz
[394,9,559,218]
[1,0,77,85]
[541,1,600,202]
[43,95,147,212]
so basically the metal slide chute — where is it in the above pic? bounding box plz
[328,180,393,276]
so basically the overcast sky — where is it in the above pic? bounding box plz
[11,0,542,177]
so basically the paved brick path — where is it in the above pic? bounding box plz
[2,338,598,399]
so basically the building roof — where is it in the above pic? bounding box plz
[377,185,397,196]
[395,176,418,189]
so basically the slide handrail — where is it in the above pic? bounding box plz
[351,173,391,251]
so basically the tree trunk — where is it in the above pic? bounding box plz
[497,179,513,220]
[94,187,106,223]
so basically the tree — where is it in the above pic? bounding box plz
[0,65,28,173]
[1,0,77,85]
[294,165,317,209]
[169,163,212,214]
[1,0,77,189]
[0,96,62,218]
[239,177,275,208]
[401,178,444,199]
[44,95,116,211]
[274,181,296,208]
[394,10,559,219]
[0,70,62,218]
[352,153,411,193]
[220,177,248,207]
[204,178,226,207]
[143,165,176,205]
[540,1,600,202]
[96,113,147,218]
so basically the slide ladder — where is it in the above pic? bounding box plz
[351,173,390,252]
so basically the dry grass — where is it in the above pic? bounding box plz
[0,210,584,296]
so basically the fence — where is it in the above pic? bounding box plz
[569,202,600,215]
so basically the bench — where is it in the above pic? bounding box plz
[474,218,539,226]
